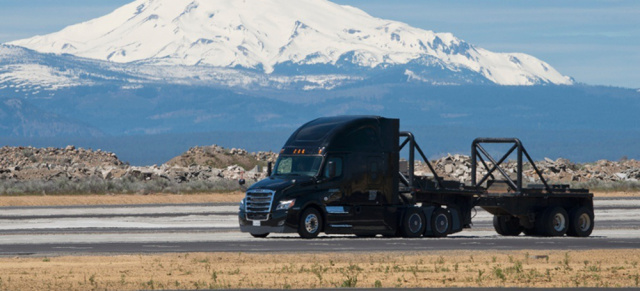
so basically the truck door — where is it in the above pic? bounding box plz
[350,155,388,232]
[320,156,353,227]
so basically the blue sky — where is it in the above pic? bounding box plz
[0,0,637,88]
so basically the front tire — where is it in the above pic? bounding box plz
[401,208,426,238]
[298,208,322,239]
[567,206,594,237]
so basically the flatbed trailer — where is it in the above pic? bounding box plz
[238,116,594,238]
[399,133,593,237]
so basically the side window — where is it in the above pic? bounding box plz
[324,157,343,178]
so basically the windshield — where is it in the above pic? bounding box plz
[273,155,323,177]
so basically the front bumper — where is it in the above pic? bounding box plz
[239,225,296,234]
[238,209,299,234]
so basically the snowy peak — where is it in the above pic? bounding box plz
[9,0,572,86]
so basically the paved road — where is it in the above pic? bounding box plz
[0,198,638,256]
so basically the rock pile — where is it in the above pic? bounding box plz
[166,144,277,171]
[0,145,274,185]
[417,154,640,184]
[0,146,124,181]
[1,144,638,193]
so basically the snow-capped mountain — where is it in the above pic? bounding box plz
[0,44,362,93]
[9,0,572,86]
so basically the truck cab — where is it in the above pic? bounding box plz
[239,116,400,238]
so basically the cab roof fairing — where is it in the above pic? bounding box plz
[282,115,399,153]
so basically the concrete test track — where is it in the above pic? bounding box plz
[0,197,638,256]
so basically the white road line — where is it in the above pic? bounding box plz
[0,205,238,217]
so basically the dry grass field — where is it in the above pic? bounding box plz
[0,250,638,290]
[0,191,636,207]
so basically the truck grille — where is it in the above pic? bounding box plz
[245,189,275,221]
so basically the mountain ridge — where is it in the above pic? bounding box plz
[9,0,572,86]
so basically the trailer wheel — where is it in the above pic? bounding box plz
[401,208,425,238]
[493,215,522,236]
[298,208,322,239]
[430,208,451,237]
[250,233,269,238]
[536,207,569,236]
[567,207,594,237]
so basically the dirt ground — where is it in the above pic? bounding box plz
[0,192,246,207]
[0,191,636,207]
[0,250,638,290]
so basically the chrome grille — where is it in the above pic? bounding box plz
[245,189,275,221]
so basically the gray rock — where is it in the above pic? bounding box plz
[444,164,454,174]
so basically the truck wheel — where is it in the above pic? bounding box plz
[493,215,522,236]
[536,206,569,236]
[401,208,425,238]
[298,208,322,239]
[250,233,269,238]
[430,208,451,237]
[567,206,594,237]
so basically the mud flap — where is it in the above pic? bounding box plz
[421,206,437,236]
[449,207,462,233]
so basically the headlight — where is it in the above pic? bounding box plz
[276,199,296,211]
[239,198,245,211]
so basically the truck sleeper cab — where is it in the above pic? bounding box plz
[238,116,594,239]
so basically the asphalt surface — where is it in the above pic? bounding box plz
[0,197,638,256]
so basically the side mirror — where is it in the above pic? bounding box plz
[238,171,246,186]
[267,162,273,177]
[327,161,336,178]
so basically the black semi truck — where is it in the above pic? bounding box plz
[238,116,594,239]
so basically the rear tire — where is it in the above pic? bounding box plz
[430,208,451,237]
[401,208,426,238]
[567,206,594,237]
[536,206,569,236]
[298,208,322,239]
[250,233,269,238]
[493,215,522,236]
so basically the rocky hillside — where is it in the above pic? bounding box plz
[166,145,277,170]
[0,144,637,194]
[0,145,276,188]
[0,146,122,181]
